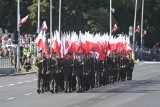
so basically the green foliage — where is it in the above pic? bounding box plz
[0,0,160,47]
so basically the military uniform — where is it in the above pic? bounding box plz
[127,58,134,80]
[42,57,50,92]
[63,55,74,93]
[75,57,84,93]
[48,57,57,93]
[36,57,43,93]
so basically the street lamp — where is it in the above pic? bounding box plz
[110,0,115,37]
[133,0,138,60]
[141,0,144,61]
[59,0,62,37]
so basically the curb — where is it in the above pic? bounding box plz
[0,71,37,77]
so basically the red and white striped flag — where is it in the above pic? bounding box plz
[40,21,48,31]
[19,15,29,26]
[143,30,147,36]
[113,24,117,32]
[136,25,140,33]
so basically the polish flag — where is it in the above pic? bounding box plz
[97,34,105,61]
[51,30,61,53]
[122,35,127,51]
[113,24,117,32]
[40,21,48,31]
[86,32,97,53]
[116,34,123,53]
[19,15,29,24]
[66,33,71,50]
[60,34,66,58]
[35,31,43,49]
[50,32,54,53]
[108,35,114,52]
[69,32,80,53]
[136,25,140,33]
[143,30,147,36]
[79,32,87,55]
[126,36,132,55]
[42,31,47,53]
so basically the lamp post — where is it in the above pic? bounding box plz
[133,0,138,59]
[37,0,40,34]
[59,0,62,37]
[110,0,112,37]
[16,0,20,72]
[50,0,52,37]
[141,0,144,61]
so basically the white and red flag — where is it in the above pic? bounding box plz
[40,21,48,31]
[143,30,147,36]
[42,31,47,53]
[19,15,29,26]
[35,31,43,49]
[51,30,61,53]
[113,24,117,32]
[136,25,140,33]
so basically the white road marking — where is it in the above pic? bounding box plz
[0,85,4,88]
[7,84,15,86]
[6,97,15,100]
[16,82,24,84]
[25,81,31,83]
[25,93,32,96]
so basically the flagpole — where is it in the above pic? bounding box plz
[16,0,20,72]
[141,0,144,61]
[110,0,112,37]
[50,0,52,38]
[50,0,52,56]
[133,0,138,60]
[59,0,62,38]
[37,0,40,33]
[36,0,40,57]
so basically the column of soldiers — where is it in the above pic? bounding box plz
[36,52,134,94]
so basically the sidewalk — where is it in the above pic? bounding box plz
[0,70,37,77]
[0,66,37,77]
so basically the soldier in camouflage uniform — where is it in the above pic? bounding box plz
[63,53,74,93]
[75,53,85,93]
[49,53,58,93]
[127,55,134,80]
[36,52,43,93]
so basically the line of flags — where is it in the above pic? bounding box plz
[18,15,147,60]
[35,22,132,60]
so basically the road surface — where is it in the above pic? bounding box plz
[0,61,160,107]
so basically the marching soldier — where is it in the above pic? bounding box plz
[127,56,134,80]
[75,53,85,93]
[36,52,43,93]
[63,53,74,93]
[42,54,50,92]
[49,53,58,93]
[56,53,63,93]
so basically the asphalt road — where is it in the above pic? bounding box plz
[0,61,160,107]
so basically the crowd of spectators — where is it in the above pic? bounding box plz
[135,47,160,61]
[0,33,34,71]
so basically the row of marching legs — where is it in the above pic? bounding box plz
[37,67,133,94]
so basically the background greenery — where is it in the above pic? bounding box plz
[0,0,160,48]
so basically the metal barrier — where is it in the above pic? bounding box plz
[0,57,14,68]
